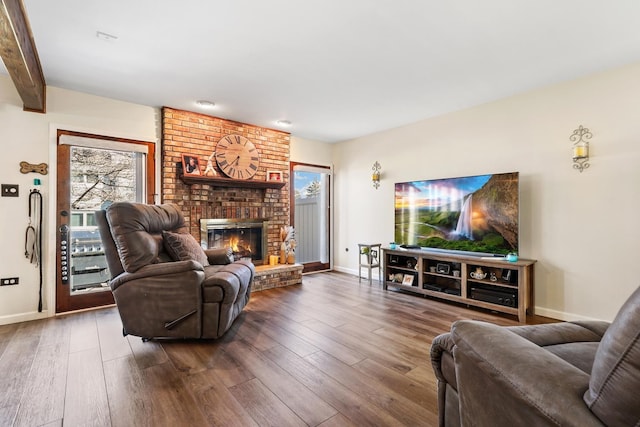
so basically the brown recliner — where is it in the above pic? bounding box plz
[96,202,254,340]
[431,286,640,427]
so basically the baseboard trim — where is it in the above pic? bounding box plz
[334,266,371,278]
[0,310,51,326]
[533,306,604,322]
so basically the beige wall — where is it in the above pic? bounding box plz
[332,62,640,322]
[0,75,158,324]
[290,136,333,167]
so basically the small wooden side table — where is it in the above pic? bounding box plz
[358,243,381,285]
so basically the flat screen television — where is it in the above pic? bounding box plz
[394,172,519,256]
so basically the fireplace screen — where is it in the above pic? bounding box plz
[200,219,268,265]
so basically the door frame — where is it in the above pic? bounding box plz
[54,129,156,313]
[290,162,333,273]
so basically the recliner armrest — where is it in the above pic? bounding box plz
[451,320,604,427]
[110,259,203,290]
[202,260,254,304]
[205,247,234,265]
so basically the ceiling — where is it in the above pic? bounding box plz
[5,1,640,142]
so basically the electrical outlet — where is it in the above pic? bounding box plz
[0,277,19,286]
[1,184,19,197]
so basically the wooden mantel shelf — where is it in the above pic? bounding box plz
[179,174,286,189]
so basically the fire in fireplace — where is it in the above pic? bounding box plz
[200,218,268,265]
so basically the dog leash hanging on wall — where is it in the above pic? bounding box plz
[25,183,44,312]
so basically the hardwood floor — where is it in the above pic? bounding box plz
[0,271,555,427]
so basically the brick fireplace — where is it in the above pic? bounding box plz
[161,107,302,290]
[161,107,290,254]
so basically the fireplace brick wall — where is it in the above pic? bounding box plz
[161,107,291,259]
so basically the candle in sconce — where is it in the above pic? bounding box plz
[573,145,587,159]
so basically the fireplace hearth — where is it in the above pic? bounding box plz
[200,218,268,265]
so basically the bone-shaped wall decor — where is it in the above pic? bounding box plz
[20,161,48,175]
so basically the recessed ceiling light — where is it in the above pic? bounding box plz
[196,100,216,109]
[96,31,118,42]
[276,120,292,127]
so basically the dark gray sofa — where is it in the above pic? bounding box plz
[431,286,640,426]
[96,202,254,340]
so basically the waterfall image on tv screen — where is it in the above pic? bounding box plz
[394,172,519,255]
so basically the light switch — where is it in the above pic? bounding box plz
[1,184,19,197]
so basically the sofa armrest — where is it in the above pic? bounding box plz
[431,332,460,427]
[451,320,604,427]
[205,247,234,265]
[430,332,456,383]
[505,321,609,347]
[110,260,203,291]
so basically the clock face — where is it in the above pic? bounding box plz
[215,135,259,179]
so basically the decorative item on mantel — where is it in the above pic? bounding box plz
[279,225,296,264]
[203,155,218,177]
[571,125,591,172]
[372,161,381,189]
[267,171,283,182]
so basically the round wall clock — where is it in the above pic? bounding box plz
[214,134,260,179]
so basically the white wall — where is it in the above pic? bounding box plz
[0,75,158,324]
[332,62,640,322]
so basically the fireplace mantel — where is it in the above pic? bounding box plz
[179,173,286,190]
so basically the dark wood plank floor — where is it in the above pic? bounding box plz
[0,271,556,427]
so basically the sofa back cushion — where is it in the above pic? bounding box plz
[106,202,188,273]
[584,286,640,426]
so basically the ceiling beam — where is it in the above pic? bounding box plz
[0,0,46,113]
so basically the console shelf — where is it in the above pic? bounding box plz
[382,248,535,323]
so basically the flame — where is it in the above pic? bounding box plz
[229,236,239,252]
[228,236,251,253]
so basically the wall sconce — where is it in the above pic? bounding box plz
[372,161,381,189]
[571,125,591,172]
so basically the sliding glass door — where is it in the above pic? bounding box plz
[291,163,331,273]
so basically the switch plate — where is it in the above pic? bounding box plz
[0,277,19,286]
[1,184,19,197]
